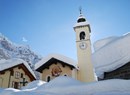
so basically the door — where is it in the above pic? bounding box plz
[14,82,18,89]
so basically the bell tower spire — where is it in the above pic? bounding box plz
[73,9,95,82]
[79,7,82,14]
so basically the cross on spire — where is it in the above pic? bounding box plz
[79,6,82,14]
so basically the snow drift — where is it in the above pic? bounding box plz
[92,33,130,78]
[0,76,130,95]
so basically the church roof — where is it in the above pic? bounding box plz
[77,14,86,23]
[92,32,130,78]
[0,58,36,79]
[73,13,91,32]
[35,53,78,72]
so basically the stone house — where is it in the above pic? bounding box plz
[0,58,36,89]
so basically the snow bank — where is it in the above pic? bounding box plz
[0,76,130,95]
[92,33,130,78]
[0,88,20,95]
[21,80,46,90]
[94,92,130,95]
[36,76,83,90]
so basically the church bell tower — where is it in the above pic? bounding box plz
[73,9,95,82]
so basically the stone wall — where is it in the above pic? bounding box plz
[99,62,130,80]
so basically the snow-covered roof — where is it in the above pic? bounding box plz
[92,32,130,78]
[35,53,77,70]
[0,58,36,78]
[74,22,90,28]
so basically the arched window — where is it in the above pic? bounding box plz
[80,32,86,40]
[47,76,51,82]
[64,74,67,76]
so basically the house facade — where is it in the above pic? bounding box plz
[35,54,78,82]
[0,59,36,89]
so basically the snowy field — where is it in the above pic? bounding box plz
[0,76,130,95]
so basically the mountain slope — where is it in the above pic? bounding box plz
[0,33,41,68]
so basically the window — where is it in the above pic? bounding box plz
[21,73,23,78]
[80,32,86,40]
[10,70,14,76]
[47,76,51,82]
[64,74,67,76]
[15,71,20,79]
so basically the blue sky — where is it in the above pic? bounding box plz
[0,0,130,60]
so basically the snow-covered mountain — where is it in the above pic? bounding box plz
[0,33,41,68]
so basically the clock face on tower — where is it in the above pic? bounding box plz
[79,42,87,49]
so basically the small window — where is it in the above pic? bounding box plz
[47,76,51,82]
[15,71,20,79]
[62,64,65,67]
[64,74,67,76]
[21,73,23,78]
[11,70,14,76]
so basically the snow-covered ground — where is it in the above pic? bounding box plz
[92,33,130,78]
[0,76,130,95]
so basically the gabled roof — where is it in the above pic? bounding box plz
[35,54,78,72]
[0,58,36,80]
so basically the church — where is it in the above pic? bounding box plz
[1,10,129,89]
[35,11,95,82]
[35,11,130,82]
